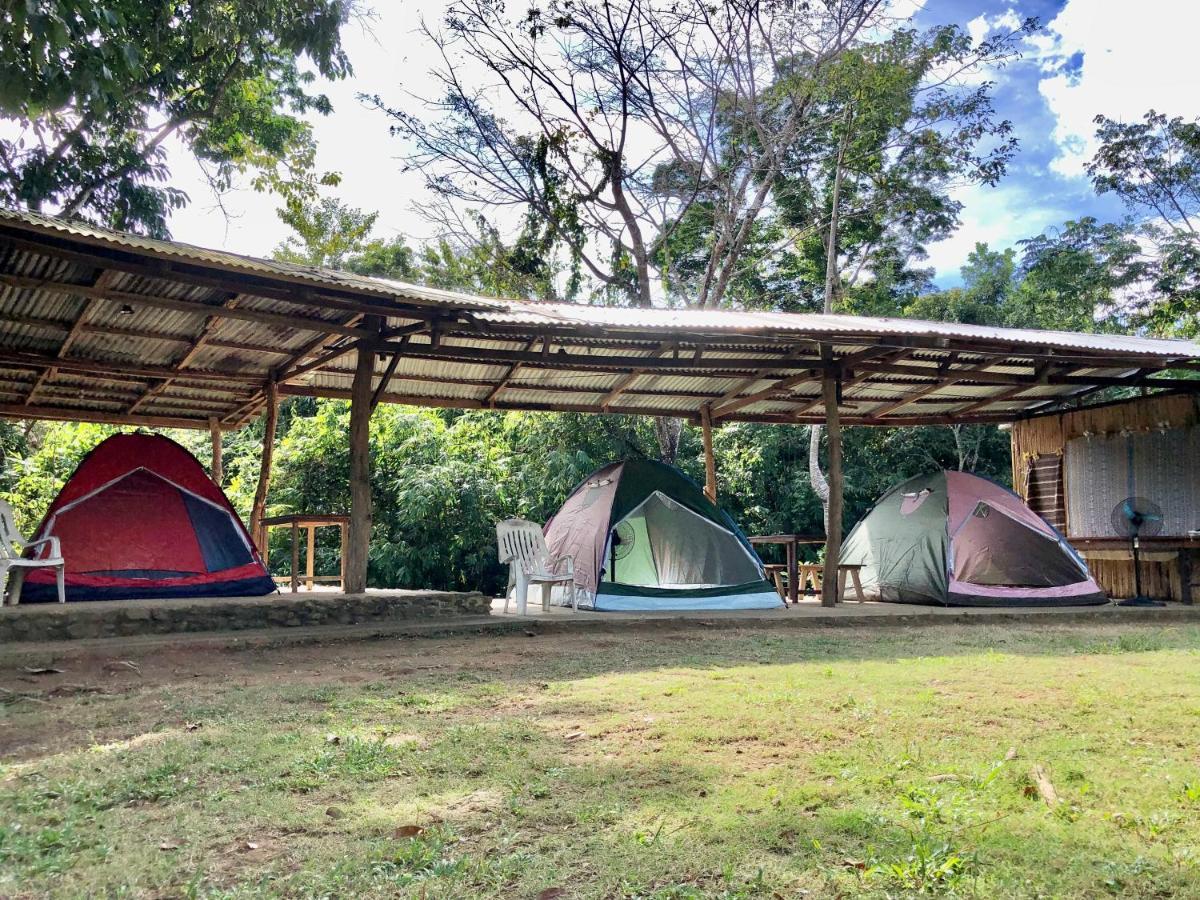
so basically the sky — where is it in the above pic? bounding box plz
[165,0,1200,289]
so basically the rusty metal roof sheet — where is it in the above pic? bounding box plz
[0,207,1197,430]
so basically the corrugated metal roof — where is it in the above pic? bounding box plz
[1,207,1198,429]
[478,302,1198,358]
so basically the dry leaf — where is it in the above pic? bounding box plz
[928,774,961,782]
[841,859,867,871]
[185,722,202,732]
[245,841,260,850]
[21,666,63,675]
[1004,746,1018,761]
[537,889,567,900]
[159,841,180,851]
[565,731,586,742]
[394,825,424,838]
[325,733,341,745]
[104,659,140,674]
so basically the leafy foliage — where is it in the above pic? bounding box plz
[0,0,353,235]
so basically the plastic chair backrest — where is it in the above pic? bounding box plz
[0,500,24,561]
[496,518,553,572]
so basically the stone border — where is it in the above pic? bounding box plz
[0,590,490,643]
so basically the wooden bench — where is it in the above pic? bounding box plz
[764,563,824,600]
[838,564,866,603]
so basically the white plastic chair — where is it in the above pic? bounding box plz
[1,500,65,606]
[496,518,577,614]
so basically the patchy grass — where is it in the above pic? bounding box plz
[2,621,1200,898]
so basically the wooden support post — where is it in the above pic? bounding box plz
[701,407,717,503]
[339,522,348,592]
[249,379,278,553]
[345,320,380,594]
[209,417,223,485]
[306,525,316,591]
[290,520,300,594]
[821,374,844,608]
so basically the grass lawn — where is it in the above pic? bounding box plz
[2,621,1199,898]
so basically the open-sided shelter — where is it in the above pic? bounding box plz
[21,433,274,601]
[840,470,1105,606]
[0,207,1197,603]
[543,459,780,610]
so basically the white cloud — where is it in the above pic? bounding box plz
[1036,0,1200,179]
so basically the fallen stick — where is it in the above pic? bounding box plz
[1031,764,1059,805]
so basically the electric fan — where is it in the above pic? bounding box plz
[1111,497,1165,606]
[608,521,636,581]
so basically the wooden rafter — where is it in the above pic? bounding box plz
[484,339,538,407]
[25,269,116,405]
[127,293,245,415]
[599,346,668,410]
[0,272,378,339]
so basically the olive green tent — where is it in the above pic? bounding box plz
[840,471,1105,607]
[543,459,781,611]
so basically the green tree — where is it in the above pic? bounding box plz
[0,1,353,236]
[1086,111,1200,336]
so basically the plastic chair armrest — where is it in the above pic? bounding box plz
[23,536,60,558]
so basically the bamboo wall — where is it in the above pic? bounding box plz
[1010,393,1200,602]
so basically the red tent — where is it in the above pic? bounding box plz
[22,433,275,602]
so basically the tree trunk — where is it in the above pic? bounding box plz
[809,118,849,531]
[249,381,278,553]
[808,425,830,532]
[654,417,682,464]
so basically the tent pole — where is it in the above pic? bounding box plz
[701,407,717,503]
[821,373,844,607]
[208,416,222,485]
[345,319,380,594]
[249,379,278,553]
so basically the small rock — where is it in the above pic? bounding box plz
[326,806,345,820]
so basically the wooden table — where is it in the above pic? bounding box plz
[749,534,825,605]
[1071,535,1199,604]
[260,514,350,593]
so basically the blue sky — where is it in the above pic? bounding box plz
[165,0,1197,290]
[908,0,1195,285]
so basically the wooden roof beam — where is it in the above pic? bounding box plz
[25,269,117,405]
[396,343,824,374]
[484,339,538,407]
[4,350,258,385]
[599,346,669,410]
[0,402,217,430]
[0,272,378,339]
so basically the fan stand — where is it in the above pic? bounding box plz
[1119,534,1165,607]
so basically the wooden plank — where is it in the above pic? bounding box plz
[371,338,408,411]
[396,342,823,374]
[710,368,822,419]
[0,272,376,339]
[4,350,259,385]
[24,269,116,404]
[0,402,214,430]
[484,339,537,406]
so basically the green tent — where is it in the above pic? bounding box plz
[840,470,1105,607]
[543,458,782,611]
